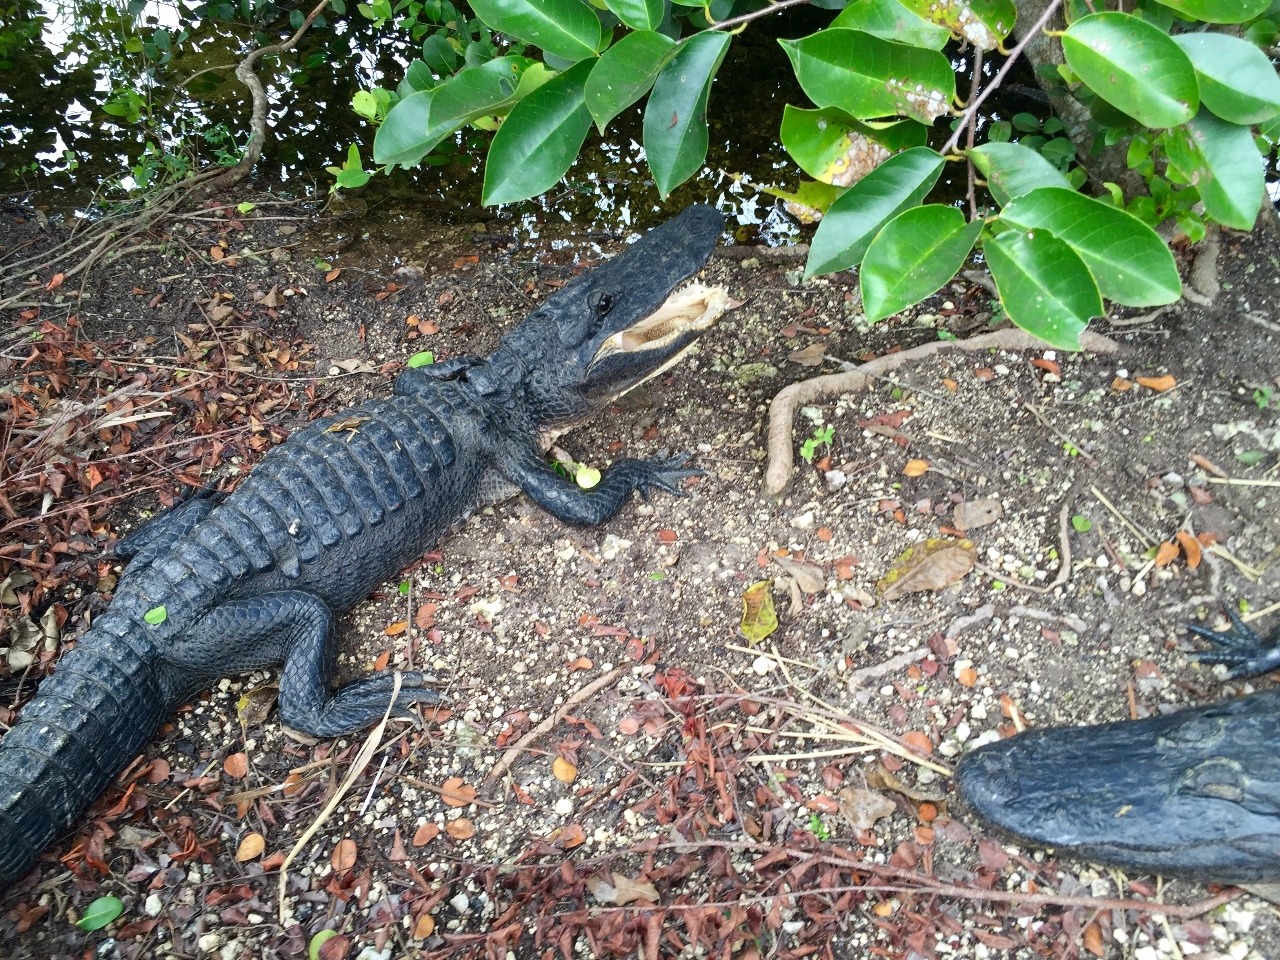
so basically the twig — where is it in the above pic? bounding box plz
[940,0,1066,156]
[208,0,331,192]
[763,329,1120,496]
[277,672,402,923]
[483,667,623,789]
[708,0,812,32]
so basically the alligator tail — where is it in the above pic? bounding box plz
[0,612,172,887]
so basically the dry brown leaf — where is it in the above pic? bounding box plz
[837,786,896,830]
[1174,530,1202,569]
[586,872,660,905]
[325,268,342,282]
[1083,920,1106,958]
[941,377,958,392]
[552,756,578,784]
[556,823,587,849]
[256,286,285,307]
[566,656,593,671]
[787,342,827,367]
[384,621,407,637]
[223,753,248,779]
[952,498,1003,531]
[901,730,934,756]
[440,777,477,807]
[1111,377,1133,392]
[413,914,435,939]
[771,555,825,594]
[237,685,278,730]
[1136,374,1176,392]
[235,832,265,862]
[1154,541,1180,568]
[413,823,440,846]
[955,662,977,688]
[902,458,929,477]
[331,837,357,872]
[445,818,475,840]
[878,538,976,601]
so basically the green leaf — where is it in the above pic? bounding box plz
[144,605,168,625]
[780,29,955,126]
[1061,13,1197,129]
[575,464,602,488]
[77,896,125,931]
[1174,34,1280,126]
[984,229,1103,351]
[407,351,435,367]
[967,142,1073,207]
[585,30,675,132]
[831,0,951,50]
[804,146,944,278]
[309,930,339,960]
[1071,514,1093,533]
[469,0,603,62]
[643,31,731,198]
[236,202,257,213]
[1150,0,1270,24]
[998,187,1181,307]
[375,57,541,167]
[896,0,1016,50]
[604,0,663,31]
[780,106,926,184]
[484,59,594,205]
[861,205,982,323]
[1164,111,1266,230]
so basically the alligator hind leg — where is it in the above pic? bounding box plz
[170,590,440,738]
[114,489,222,584]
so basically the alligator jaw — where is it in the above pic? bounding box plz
[583,282,733,403]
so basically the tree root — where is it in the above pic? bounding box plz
[762,329,1121,496]
[206,0,331,193]
[0,3,329,305]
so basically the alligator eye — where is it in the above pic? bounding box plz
[593,292,615,318]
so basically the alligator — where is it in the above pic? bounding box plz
[957,608,1280,882]
[0,203,730,888]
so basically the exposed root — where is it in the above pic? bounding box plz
[207,0,331,193]
[762,329,1121,496]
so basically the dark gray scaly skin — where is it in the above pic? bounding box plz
[957,609,1280,882]
[0,203,726,888]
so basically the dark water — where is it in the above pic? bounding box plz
[0,1,842,240]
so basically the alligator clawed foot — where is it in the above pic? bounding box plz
[1188,607,1280,679]
[636,451,703,499]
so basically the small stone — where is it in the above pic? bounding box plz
[554,796,574,816]
[791,511,815,530]
[450,893,470,914]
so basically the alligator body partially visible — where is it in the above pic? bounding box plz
[957,611,1280,882]
[0,203,729,887]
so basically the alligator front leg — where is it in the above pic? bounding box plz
[1188,607,1280,678]
[173,591,439,738]
[501,445,701,527]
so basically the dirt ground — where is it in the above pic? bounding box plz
[1,196,1278,959]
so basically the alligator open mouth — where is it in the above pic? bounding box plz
[583,282,735,401]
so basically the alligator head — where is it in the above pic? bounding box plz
[472,203,730,429]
